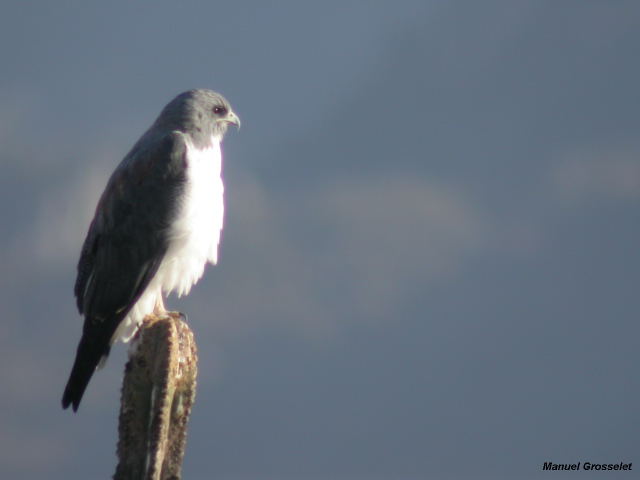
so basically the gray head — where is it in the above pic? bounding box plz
[153,89,240,144]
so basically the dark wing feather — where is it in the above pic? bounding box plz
[75,130,188,318]
[63,130,188,411]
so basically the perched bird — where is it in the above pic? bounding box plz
[62,89,240,411]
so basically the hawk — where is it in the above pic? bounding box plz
[62,89,240,411]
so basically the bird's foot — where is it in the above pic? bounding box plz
[167,311,188,322]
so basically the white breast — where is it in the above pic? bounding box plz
[157,137,224,296]
[115,135,224,343]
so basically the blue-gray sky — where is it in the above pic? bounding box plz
[1,1,639,479]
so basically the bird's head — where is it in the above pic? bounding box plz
[156,89,241,142]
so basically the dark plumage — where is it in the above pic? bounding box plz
[62,89,239,411]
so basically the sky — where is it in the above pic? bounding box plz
[1,1,639,479]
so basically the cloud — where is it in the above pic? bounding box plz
[194,172,491,337]
[0,146,115,287]
[550,145,640,202]
[314,175,490,312]
[30,159,111,268]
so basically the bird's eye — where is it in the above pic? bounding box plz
[213,106,227,115]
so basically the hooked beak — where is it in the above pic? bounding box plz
[225,110,241,130]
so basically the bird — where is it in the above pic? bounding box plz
[62,89,240,411]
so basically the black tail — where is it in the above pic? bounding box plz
[62,332,110,412]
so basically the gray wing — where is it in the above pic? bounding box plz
[74,130,188,324]
[63,130,188,411]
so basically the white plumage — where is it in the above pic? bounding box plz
[114,134,224,342]
[63,89,239,412]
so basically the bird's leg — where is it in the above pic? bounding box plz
[153,294,167,316]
